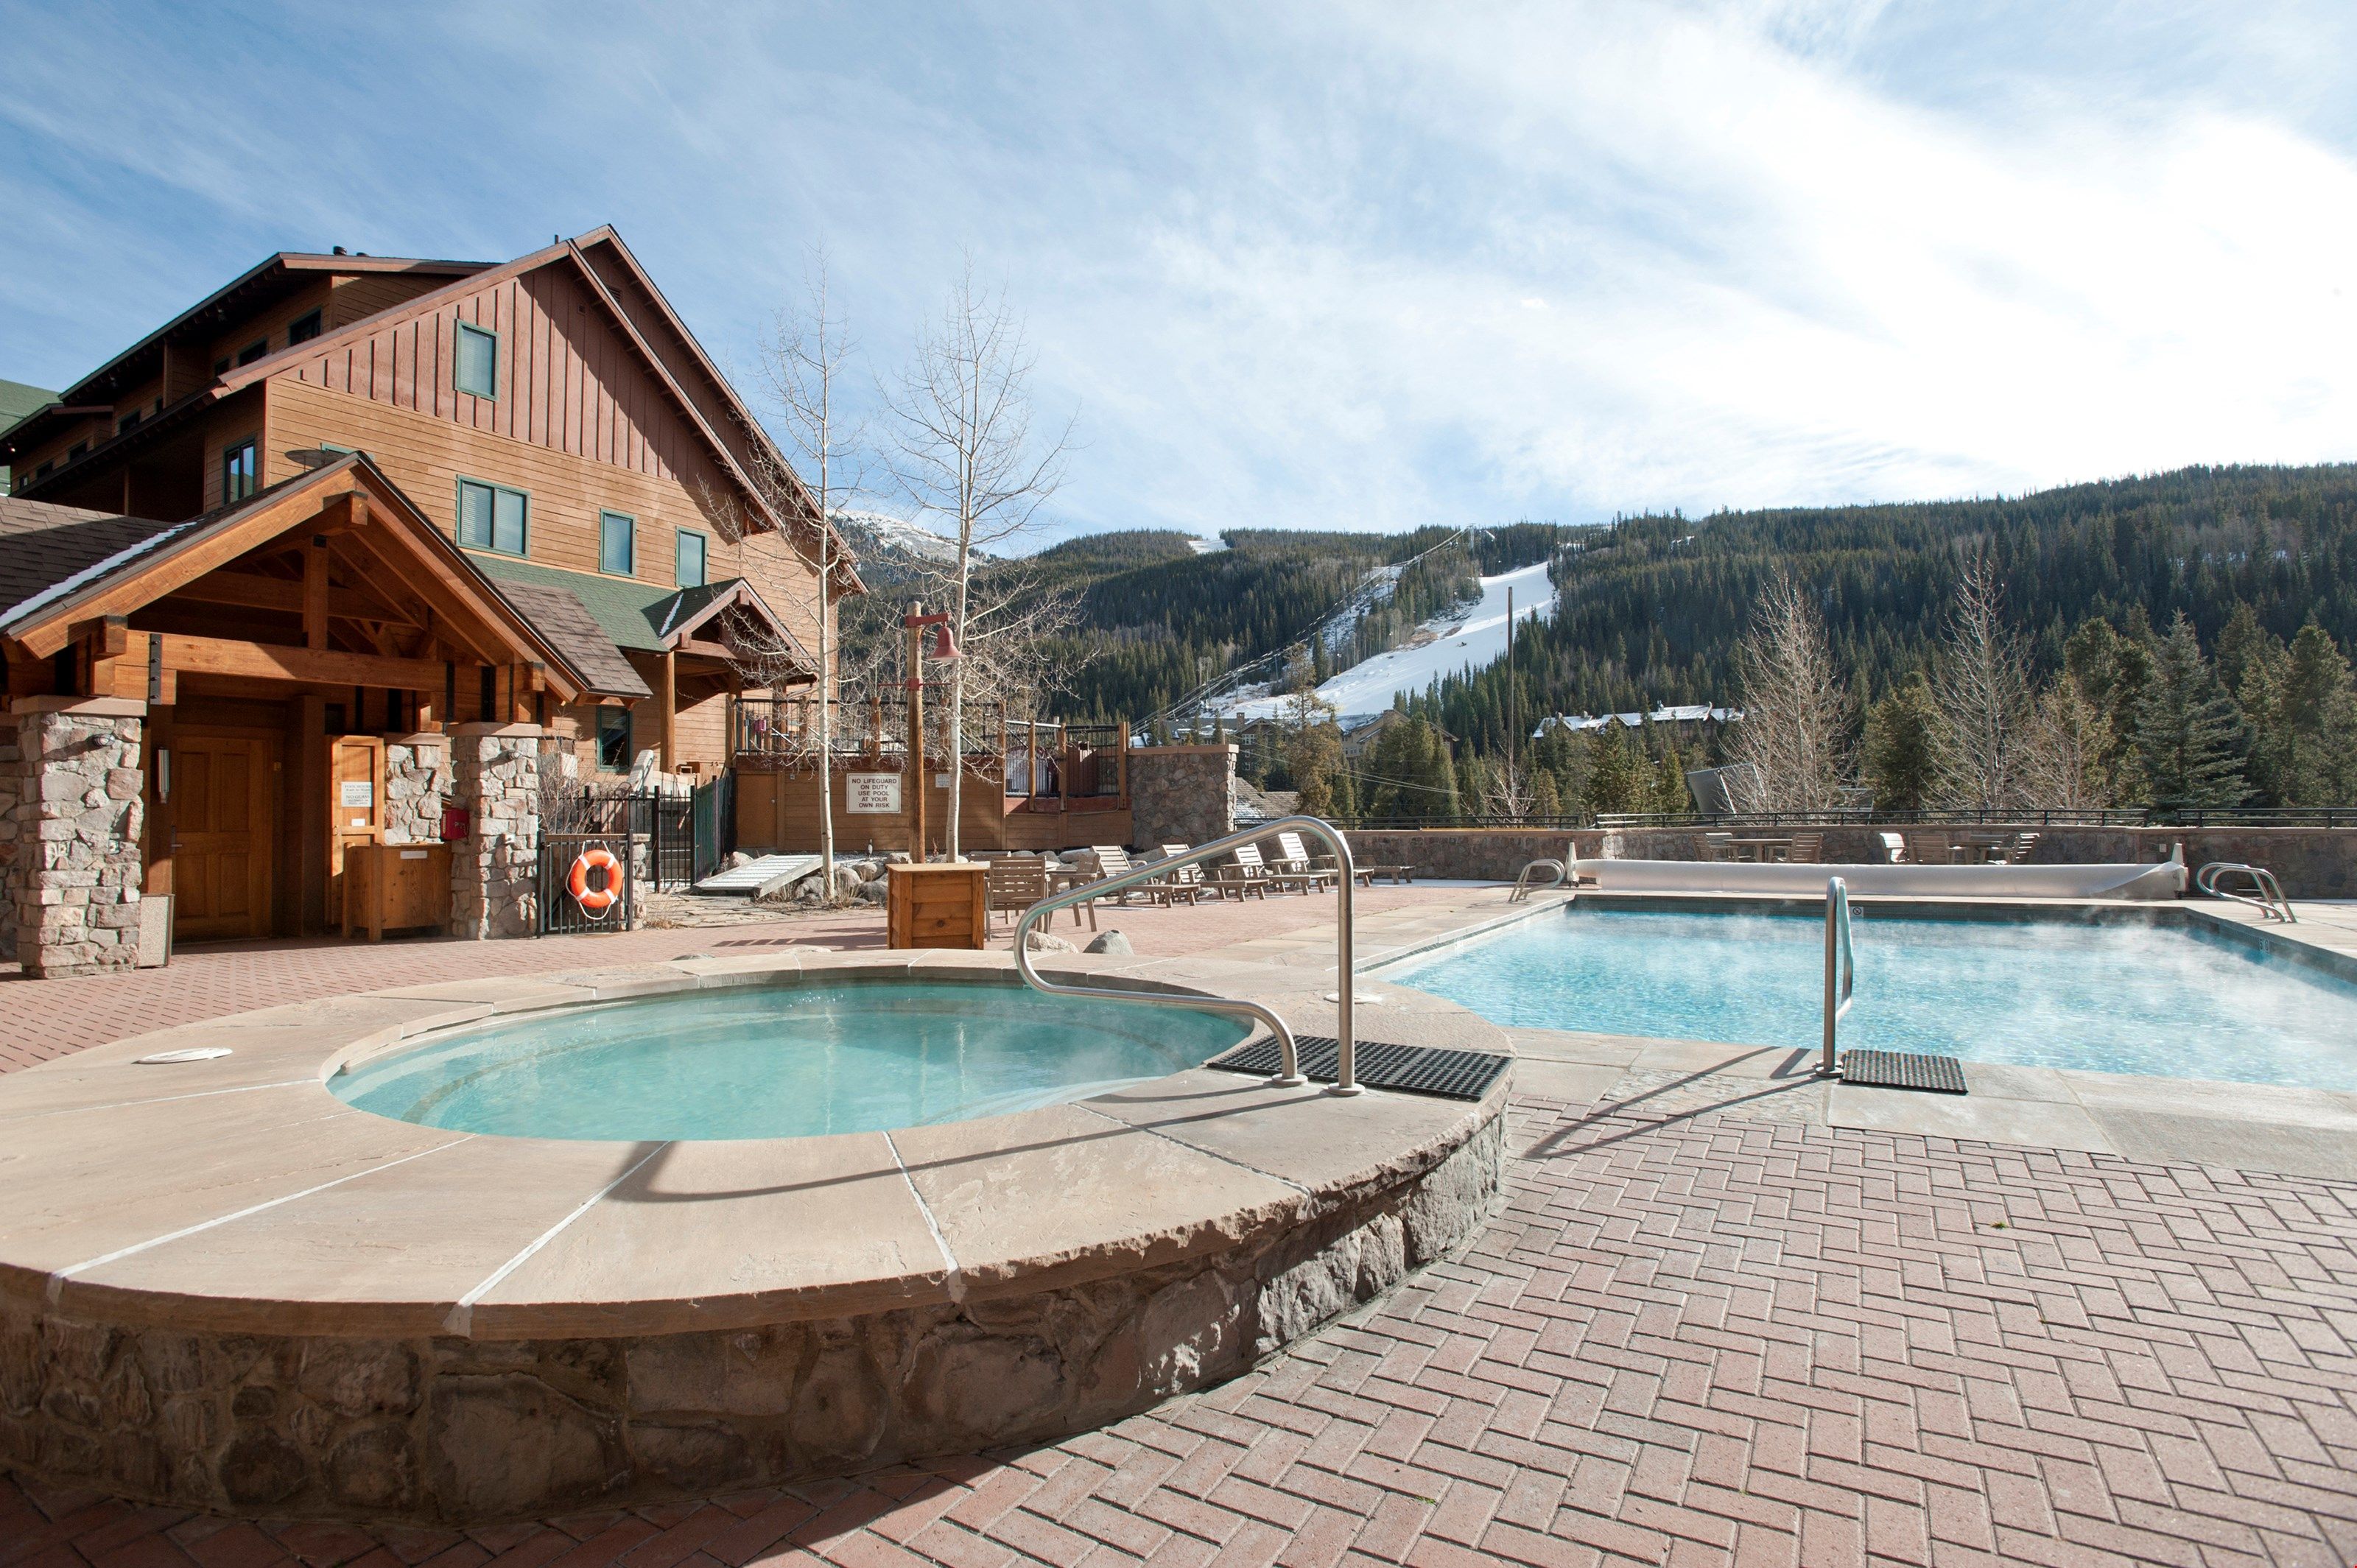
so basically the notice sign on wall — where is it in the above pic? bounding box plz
[846,773,902,814]
[339,780,374,809]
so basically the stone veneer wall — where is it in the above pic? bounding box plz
[1344,829,1605,882]
[10,700,146,977]
[0,1111,1503,1525]
[1128,744,1236,850]
[447,724,544,939]
[0,719,20,961]
[382,736,450,846]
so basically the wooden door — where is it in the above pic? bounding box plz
[327,736,385,932]
[171,733,279,941]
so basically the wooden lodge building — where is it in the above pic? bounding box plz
[0,228,859,971]
[0,228,1139,974]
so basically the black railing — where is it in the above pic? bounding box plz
[1324,806,2357,831]
[538,832,637,935]
[733,695,1015,759]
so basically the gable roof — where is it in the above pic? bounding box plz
[491,580,653,699]
[464,555,811,677]
[0,454,589,700]
[57,252,490,408]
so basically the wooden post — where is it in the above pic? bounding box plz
[905,601,926,859]
[657,650,677,770]
[304,538,330,651]
[1117,723,1130,798]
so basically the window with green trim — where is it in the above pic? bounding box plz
[600,510,636,576]
[288,309,323,345]
[454,322,497,398]
[675,529,707,588]
[222,440,256,502]
[457,477,527,555]
[596,707,633,771]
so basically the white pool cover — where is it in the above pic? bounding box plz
[1584,856,2187,900]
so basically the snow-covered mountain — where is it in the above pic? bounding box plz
[831,509,989,569]
[1221,559,1556,727]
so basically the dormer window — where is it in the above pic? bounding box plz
[117,409,141,435]
[454,323,498,398]
[288,309,323,345]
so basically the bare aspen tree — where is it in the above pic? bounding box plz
[1727,575,1851,811]
[884,261,1074,859]
[2019,679,2115,809]
[704,249,863,891]
[1931,557,2034,812]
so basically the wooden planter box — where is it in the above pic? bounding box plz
[887,862,988,950]
[342,843,453,941]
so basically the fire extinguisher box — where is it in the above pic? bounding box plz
[440,805,473,842]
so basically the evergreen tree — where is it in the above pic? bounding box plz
[2133,614,2249,808]
[1862,673,1944,812]
[1580,725,1640,816]
[2284,620,2357,805]
[1531,767,1564,819]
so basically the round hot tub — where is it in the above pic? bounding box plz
[333,981,1250,1140]
[0,955,1508,1525]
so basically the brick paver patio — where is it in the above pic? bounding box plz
[6,1077,2352,1566]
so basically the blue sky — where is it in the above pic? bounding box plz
[5,1,2356,545]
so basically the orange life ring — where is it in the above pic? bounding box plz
[568,847,622,917]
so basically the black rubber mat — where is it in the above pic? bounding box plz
[1840,1049,1968,1094]
[1206,1036,1511,1100]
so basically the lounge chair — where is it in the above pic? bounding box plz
[1879,832,1906,864]
[1272,831,1341,891]
[1156,845,1212,904]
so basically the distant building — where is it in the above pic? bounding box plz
[0,378,56,493]
[1534,703,1740,738]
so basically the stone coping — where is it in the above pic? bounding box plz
[0,952,1507,1345]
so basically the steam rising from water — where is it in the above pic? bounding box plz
[1396,910,2357,1090]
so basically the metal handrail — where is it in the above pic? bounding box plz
[1509,858,1568,902]
[2196,861,2297,924]
[1012,815,1360,1093]
[1822,876,1855,1074]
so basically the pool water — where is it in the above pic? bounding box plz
[333,981,1247,1140]
[1393,908,2357,1090]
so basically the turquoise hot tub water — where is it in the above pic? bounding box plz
[332,980,1247,1141]
[1392,907,2357,1091]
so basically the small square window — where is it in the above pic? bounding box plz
[600,511,635,575]
[675,530,707,588]
[236,339,268,366]
[457,478,527,555]
[213,356,230,376]
[222,440,256,502]
[454,322,497,398]
[68,442,88,462]
[287,309,323,345]
[596,707,633,772]
[117,409,141,435]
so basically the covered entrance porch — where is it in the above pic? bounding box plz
[0,455,589,972]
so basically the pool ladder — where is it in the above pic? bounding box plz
[2196,862,2297,924]
[1822,876,1855,1075]
[1012,815,1362,1094]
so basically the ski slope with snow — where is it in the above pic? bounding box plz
[1224,559,1555,725]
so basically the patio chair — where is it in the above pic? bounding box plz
[1272,831,1341,891]
[1703,832,1738,862]
[1156,845,1212,904]
[1785,833,1824,865]
[986,855,1092,930]
[1993,831,2042,865]
[1879,832,1907,864]
[1903,832,1956,866]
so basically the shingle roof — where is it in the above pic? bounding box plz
[463,554,681,653]
[0,496,197,628]
[489,580,653,699]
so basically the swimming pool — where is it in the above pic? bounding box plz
[1391,907,2357,1090]
[333,980,1248,1139]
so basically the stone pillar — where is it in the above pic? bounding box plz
[11,697,147,977]
[1128,743,1237,848]
[381,733,451,846]
[447,723,542,939]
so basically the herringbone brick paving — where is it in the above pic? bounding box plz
[7,1087,2352,1567]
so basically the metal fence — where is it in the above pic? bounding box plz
[540,776,734,896]
[1324,806,2357,831]
[538,832,637,935]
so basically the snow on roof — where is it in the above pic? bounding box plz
[1534,705,1740,736]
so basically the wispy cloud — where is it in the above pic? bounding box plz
[2,0,2353,541]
